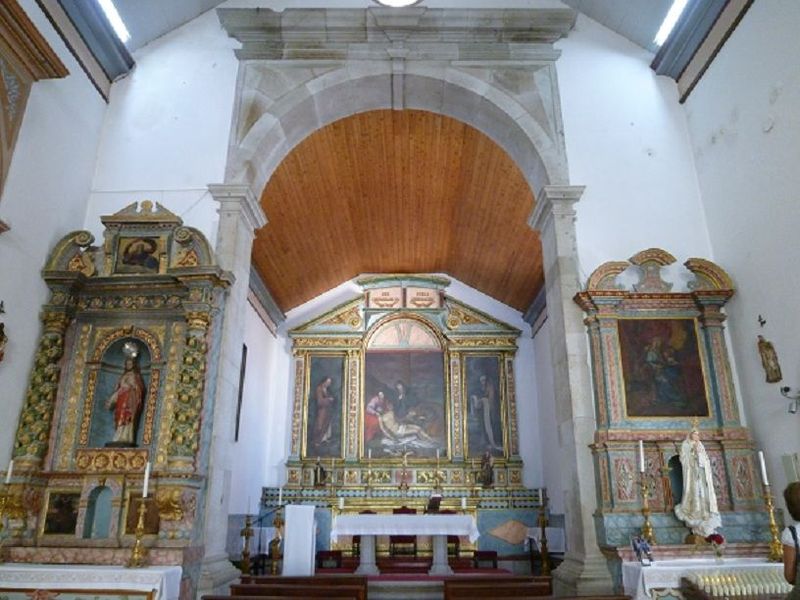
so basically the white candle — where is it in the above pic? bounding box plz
[461,497,467,510]
[338,497,345,509]
[278,487,283,505]
[5,459,13,484]
[368,448,372,460]
[758,450,769,486]
[436,448,440,460]
[248,495,252,514]
[142,462,151,498]
[638,440,645,473]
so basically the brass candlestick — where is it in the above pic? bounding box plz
[270,509,284,575]
[127,499,149,568]
[538,489,551,576]
[763,484,783,562]
[639,476,656,545]
[240,514,254,574]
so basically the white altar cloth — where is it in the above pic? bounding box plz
[0,564,182,600]
[622,557,783,600]
[331,513,480,543]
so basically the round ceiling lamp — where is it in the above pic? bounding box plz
[372,0,424,7]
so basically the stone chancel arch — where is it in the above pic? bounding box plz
[208,7,612,595]
[218,7,574,197]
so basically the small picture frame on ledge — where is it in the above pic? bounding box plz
[631,535,653,566]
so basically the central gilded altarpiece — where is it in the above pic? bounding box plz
[268,275,545,556]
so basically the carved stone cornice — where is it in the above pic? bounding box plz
[528,185,585,233]
[218,8,576,61]
[208,183,267,233]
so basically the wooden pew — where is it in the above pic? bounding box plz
[444,580,551,600]
[239,575,367,587]
[206,596,357,600]
[230,584,365,600]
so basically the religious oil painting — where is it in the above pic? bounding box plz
[304,354,345,459]
[43,491,80,535]
[465,355,504,457]
[116,236,160,273]
[618,318,709,417]
[364,318,446,459]
[125,494,160,535]
[88,338,151,448]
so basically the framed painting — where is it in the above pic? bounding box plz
[465,354,505,457]
[618,318,710,418]
[42,490,80,536]
[124,493,160,535]
[363,350,446,459]
[115,236,161,273]
[303,354,345,459]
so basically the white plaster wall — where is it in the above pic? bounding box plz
[683,1,800,503]
[0,1,106,466]
[83,7,240,243]
[250,275,544,491]
[557,14,713,279]
[229,302,282,512]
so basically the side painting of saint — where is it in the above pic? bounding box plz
[89,339,150,448]
[465,355,504,457]
[364,351,446,459]
[116,236,160,273]
[618,318,709,417]
[305,355,344,458]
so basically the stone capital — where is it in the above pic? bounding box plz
[528,184,585,232]
[208,183,267,233]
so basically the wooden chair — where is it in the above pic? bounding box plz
[439,509,460,557]
[472,549,498,569]
[390,506,417,556]
[351,509,375,557]
[315,549,343,569]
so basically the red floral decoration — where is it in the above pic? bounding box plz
[705,533,725,545]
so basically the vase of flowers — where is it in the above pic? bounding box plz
[705,532,725,562]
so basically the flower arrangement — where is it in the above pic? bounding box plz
[705,532,725,558]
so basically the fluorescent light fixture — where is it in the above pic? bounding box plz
[373,0,423,6]
[97,0,130,44]
[653,0,689,46]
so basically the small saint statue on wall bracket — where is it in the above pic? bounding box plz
[757,335,782,383]
[313,457,327,487]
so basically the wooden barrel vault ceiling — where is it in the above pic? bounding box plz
[253,109,543,314]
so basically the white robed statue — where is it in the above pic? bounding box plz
[674,428,721,537]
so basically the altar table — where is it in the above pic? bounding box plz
[622,557,783,600]
[0,564,182,600]
[331,513,480,576]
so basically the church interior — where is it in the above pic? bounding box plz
[0,0,799,599]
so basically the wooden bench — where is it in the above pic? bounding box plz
[239,575,367,587]
[444,580,551,600]
[206,596,357,600]
[230,584,365,600]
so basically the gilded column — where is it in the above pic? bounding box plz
[503,353,520,459]
[13,310,72,469]
[289,352,306,460]
[167,309,211,469]
[529,185,613,594]
[449,351,464,459]
[345,349,361,460]
[696,301,739,425]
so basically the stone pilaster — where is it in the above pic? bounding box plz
[529,185,613,593]
[198,184,267,595]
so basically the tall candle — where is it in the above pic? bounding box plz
[278,487,283,505]
[758,450,769,486]
[338,497,345,510]
[368,448,372,460]
[436,448,440,460]
[142,462,151,498]
[5,459,13,484]
[461,497,467,510]
[638,440,645,473]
